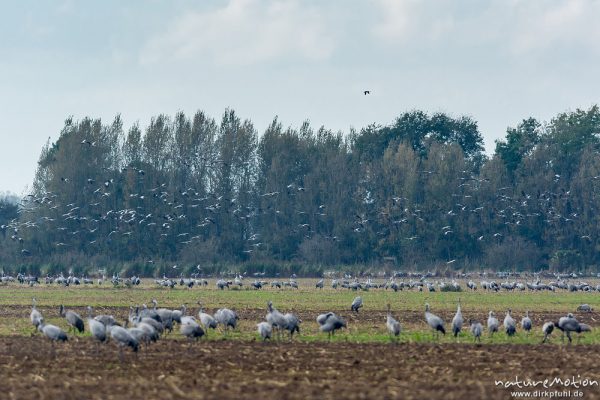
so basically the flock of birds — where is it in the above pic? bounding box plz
[27,293,594,363]
[423,300,593,344]
[3,136,598,269]
[28,297,351,361]
[7,271,600,296]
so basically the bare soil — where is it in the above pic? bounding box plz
[1,337,600,400]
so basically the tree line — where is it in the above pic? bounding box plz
[1,105,600,276]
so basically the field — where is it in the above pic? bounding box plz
[1,279,600,399]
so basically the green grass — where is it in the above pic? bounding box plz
[1,280,599,344]
[1,283,596,311]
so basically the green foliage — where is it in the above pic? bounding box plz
[3,106,600,275]
[495,117,541,174]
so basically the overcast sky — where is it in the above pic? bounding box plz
[1,0,599,195]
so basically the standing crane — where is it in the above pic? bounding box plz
[424,303,445,339]
[59,304,84,334]
[386,303,401,341]
[451,299,463,338]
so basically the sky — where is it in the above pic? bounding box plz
[1,0,599,195]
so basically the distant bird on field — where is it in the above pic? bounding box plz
[319,313,346,339]
[60,304,84,333]
[86,306,107,343]
[108,325,139,361]
[521,311,532,334]
[316,312,334,326]
[487,311,499,337]
[451,299,463,338]
[504,309,516,337]
[283,313,300,340]
[386,303,401,340]
[555,313,591,343]
[469,319,483,342]
[197,302,217,332]
[30,298,43,332]
[180,317,204,342]
[257,322,272,341]
[425,303,445,338]
[577,304,593,313]
[351,296,363,312]
[38,322,68,342]
[266,301,287,338]
[542,322,554,343]
[214,308,238,332]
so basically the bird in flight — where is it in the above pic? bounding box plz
[364,90,370,95]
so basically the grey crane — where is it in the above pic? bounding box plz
[135,321,160,343]
[179,317,205,342]
[138,303,161,322]
[542,322,554,343]
[171,304,186,324]
[86,306,107,343]
[386,303,401,341]
[214,308,238,332]
[469,319,483,342]
[487,311,499,337]
[30,298,44,332]
[130,306,164,335]
[319,313,346,340]
[351,296,363,313]
[127,325,152,349]
[59,304,84,334]
[316,312,334,326]
[424,303,445,339]
[315,279,324,289]
[94,313,117,327]
[266,301,287,339]
[283,312,301,340]
[577,304,593,312]
[451,299,463,338]
[151,299,174,333]
[504,309,516,337]
[257,321,273,341]
[555,313,591,343]
[521,311,532,334]
[140,316,164,335]
[197,302,217,332]
[108,325,139,361]
[38,322,68,342]
[216,279,229,290]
